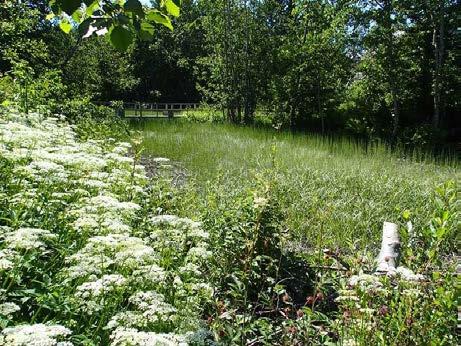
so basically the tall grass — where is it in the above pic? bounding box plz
[131,119,459,249]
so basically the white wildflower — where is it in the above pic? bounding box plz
[100,219,132,234]
[81,179,108,189]
[187,246,212,260]
[253,196,268,209]
[0,249,17,270]
[190,283,214,298]
[0,323,72,346]
[0,302,20,318]
[76,274,127,300]
[132,264,167,285]
[151,215,179,226]
[348,274,383,291]
[179,263,202,276]
[396,266,425,282]
[358,308,375,315]
[108,292,176,330]
[4,228,56,251]
[110,327,187,346]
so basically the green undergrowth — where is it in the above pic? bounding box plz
[0,109,458,345]
[130,119,459,251]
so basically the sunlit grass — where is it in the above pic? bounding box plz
[131,119,459,249]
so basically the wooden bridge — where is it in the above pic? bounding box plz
[95,102,201,118]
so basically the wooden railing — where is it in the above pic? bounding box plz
[94,102,201,118]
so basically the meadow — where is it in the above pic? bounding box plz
[0,110,458,345]
[131,119,458,250]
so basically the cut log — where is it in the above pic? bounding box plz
[376,222,400,274]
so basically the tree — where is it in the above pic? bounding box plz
[268,0,352,131]
[47,0,181,51]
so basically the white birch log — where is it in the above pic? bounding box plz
[376,222,400,274]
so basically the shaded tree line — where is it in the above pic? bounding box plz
[0,0,459,144]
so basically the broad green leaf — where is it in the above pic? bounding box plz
[146,10,173,30]
[110,25,133,51]
[164,0,180,17]
[139,21,155,40]
[125,0,144,16]
[141,21,155,34]
[59,20,72,34]
[72,9,83,23]
[117,14,131,25]
[85,1,99,16]
[59,0,82,15]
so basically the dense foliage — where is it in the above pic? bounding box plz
[0,0,459,145]
[0,0,459,345]
[0,109,458,345]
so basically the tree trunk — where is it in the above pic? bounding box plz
[316,76,324,134]
[383,0,400,142]
[243,0,254,123]
[288,20,308,130]
[391,92,400,140]
[376,222,400,274]
[432,1,445,129]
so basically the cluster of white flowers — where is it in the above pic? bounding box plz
[2,228,56,251]
[395,266,425,282]
[110,327,187,346]
[0,249,17,271]
[75,274,127,312]
[108,291,177,329]
[131,264,167,285]
[149,215,210,260]
[348,273,383,291]
[71,195,141,235]
[335,289,360,303]
[0,323,72,346]
[0,302,20,318]
[64,233,157,280]
[0,111,214,343]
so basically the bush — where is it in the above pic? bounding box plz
[51,98,130,140]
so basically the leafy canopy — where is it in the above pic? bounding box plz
[47,0,181,50]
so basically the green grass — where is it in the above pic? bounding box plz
[131,119,459,250]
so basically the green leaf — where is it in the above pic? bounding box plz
[110,25,133,51]
[85,1,99,16]
[139,21,155,40]
[436,226,446,239]
[141,21,155,34]
[59,0,82,15]
[402,209,410,220]
[164,0,180,17]
[72,9,83,23]
[59,20,72,34]
[117,14,131,25]
[125,0,144,17]
[146,10,173,30]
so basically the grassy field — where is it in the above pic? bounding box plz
[131,119,459,250]
[1,111,456,344]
